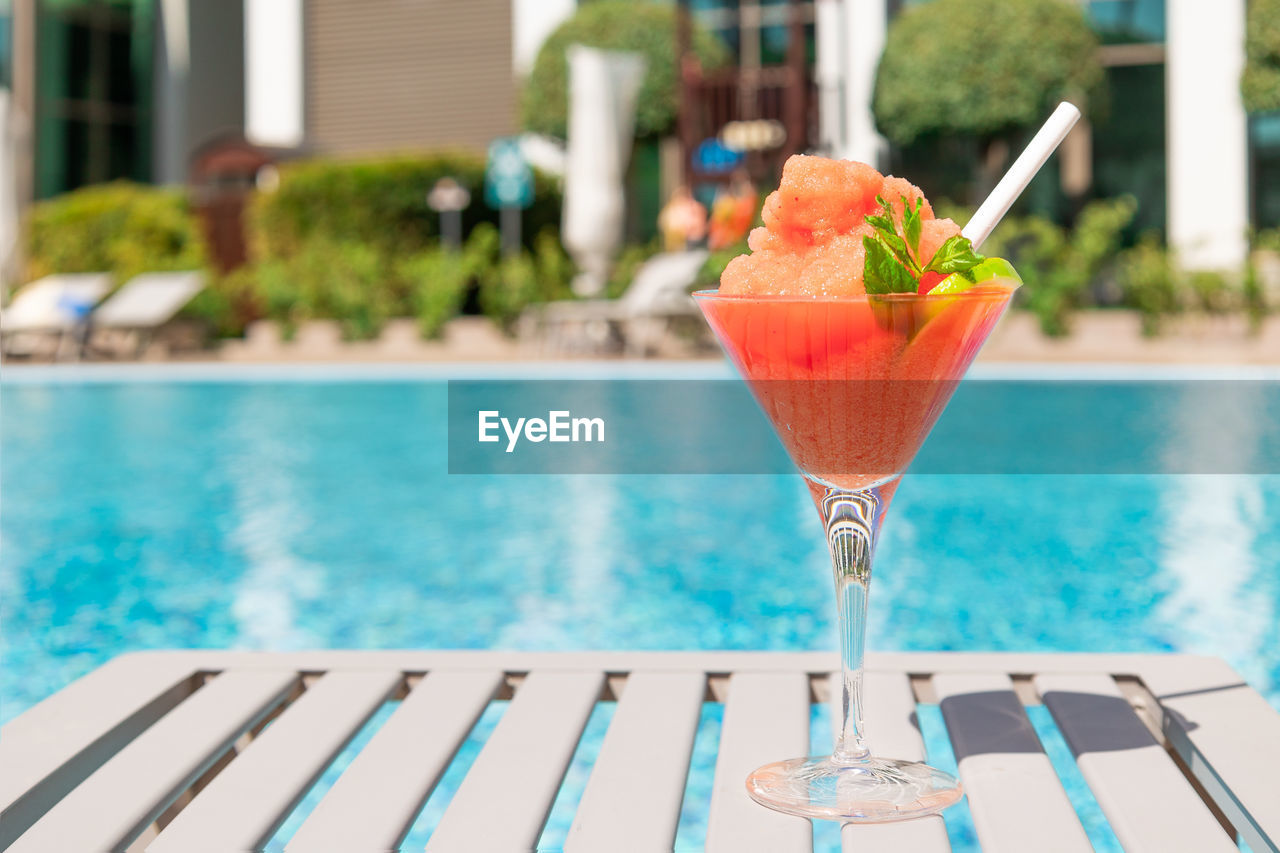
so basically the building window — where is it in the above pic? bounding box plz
[1252,113,1280,231]
[1087,0,1166,236]
[1092,62,1166,235]
[0,7,12,90]
[1087,0,1165,44]
[690,0,815,71]
[34,0,151,198]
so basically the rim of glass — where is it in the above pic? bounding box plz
[691,282,1019,303]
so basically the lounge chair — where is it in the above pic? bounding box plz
[0,273,110,361]
[88,271,205,358]
[526,249,710,356]
[2,650,1276,852]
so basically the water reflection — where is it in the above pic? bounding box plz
[227,391,323,649]
[1157,475,1269,686]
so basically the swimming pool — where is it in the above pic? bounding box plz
[3,363,1277,851]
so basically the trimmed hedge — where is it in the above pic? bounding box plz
[235,151,572,339]
[874,0,1102,145]
[24,181,205,286]
[248,151,562,261]
[1243,0,1280,113]
[520,2,731,141]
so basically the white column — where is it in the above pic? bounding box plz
[1166,0,1248,271]
[153,0,189,184]
[244,0,304,148]
[512,0,575,78]
[814,0,843,154]
[841,0,887,169]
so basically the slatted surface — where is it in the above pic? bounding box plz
[565,671,705,852]
[425,669,605,851]
[706,672,812,852]
[149,670,402,853]
[935,672,1093,852]
[2,651,1276,853]
[840,671,951,853]
[1034,673,1239,853]
[287,669,503,853]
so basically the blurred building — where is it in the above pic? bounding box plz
[5,0,565,200]
[2,0,1275,272]
[689,0,1274,271]
[676,0,818,186]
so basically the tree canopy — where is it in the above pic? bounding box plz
[519,2,731,141]
[1243,0,1280,113]
[872,0,1102,145]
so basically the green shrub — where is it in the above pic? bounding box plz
[183,267,263,338]
[1186,270,1237,315]
[470,224,574,330]
[253,240,395,341]
[1253,226,1280,253]
[25,181,205,286]
[874,0,1102,147]
[244,155,573,339]
[1244,262,1268,332]
[1116,234,1178,335]
[983,196,1137,335]
[396,250,471,339]
[531,229,576,301]
[249,152,563,262]
[520,2,730,141]
[1243,0,1280,113]
[1118,238,1264,335]
[480,253,540,331]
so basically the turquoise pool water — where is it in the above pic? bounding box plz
[3,365,1277,851]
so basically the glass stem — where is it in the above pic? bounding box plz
[819,485,887,765]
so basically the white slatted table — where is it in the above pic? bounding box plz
[3,651,1276,853]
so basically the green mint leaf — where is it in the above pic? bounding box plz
[862,234,918,294]
[864,194,920,274]
[923,235,987,276]
[865,211,896,234]
[866,195,896,233]
[903,196,923,259]
[874,228,914,270]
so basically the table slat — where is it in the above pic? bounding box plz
[565,670,706,852]
[1142,659,1280,853]
[0,654,200,850]
[935,672,1092,853]
[705,671,811,853]
[147,669,401,853]
[840,671,951,853]
[286,669,502,853]
[8,669,299,853]
[425,669,603,852]
[1035,673,1237,853]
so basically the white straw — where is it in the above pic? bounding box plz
[961,101,1082,250]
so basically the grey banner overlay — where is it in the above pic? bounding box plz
[447,380,1280,475]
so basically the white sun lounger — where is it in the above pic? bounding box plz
[2,651,1276,853]
[527,249,710,356]
[0,273,110,360]
[88,271,205,358]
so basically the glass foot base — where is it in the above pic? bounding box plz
[746,756,963,822]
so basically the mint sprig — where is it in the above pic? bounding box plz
[861,195,986,294]
[922,235,986,275]
[863,235,918,294]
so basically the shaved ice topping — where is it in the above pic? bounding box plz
[719,155,974,297]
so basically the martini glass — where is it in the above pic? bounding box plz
[695,282,1017,821]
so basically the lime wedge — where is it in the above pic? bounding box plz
[929,257,1022,294]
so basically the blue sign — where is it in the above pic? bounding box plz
[694,137,744,174]
[485,138,534,209]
